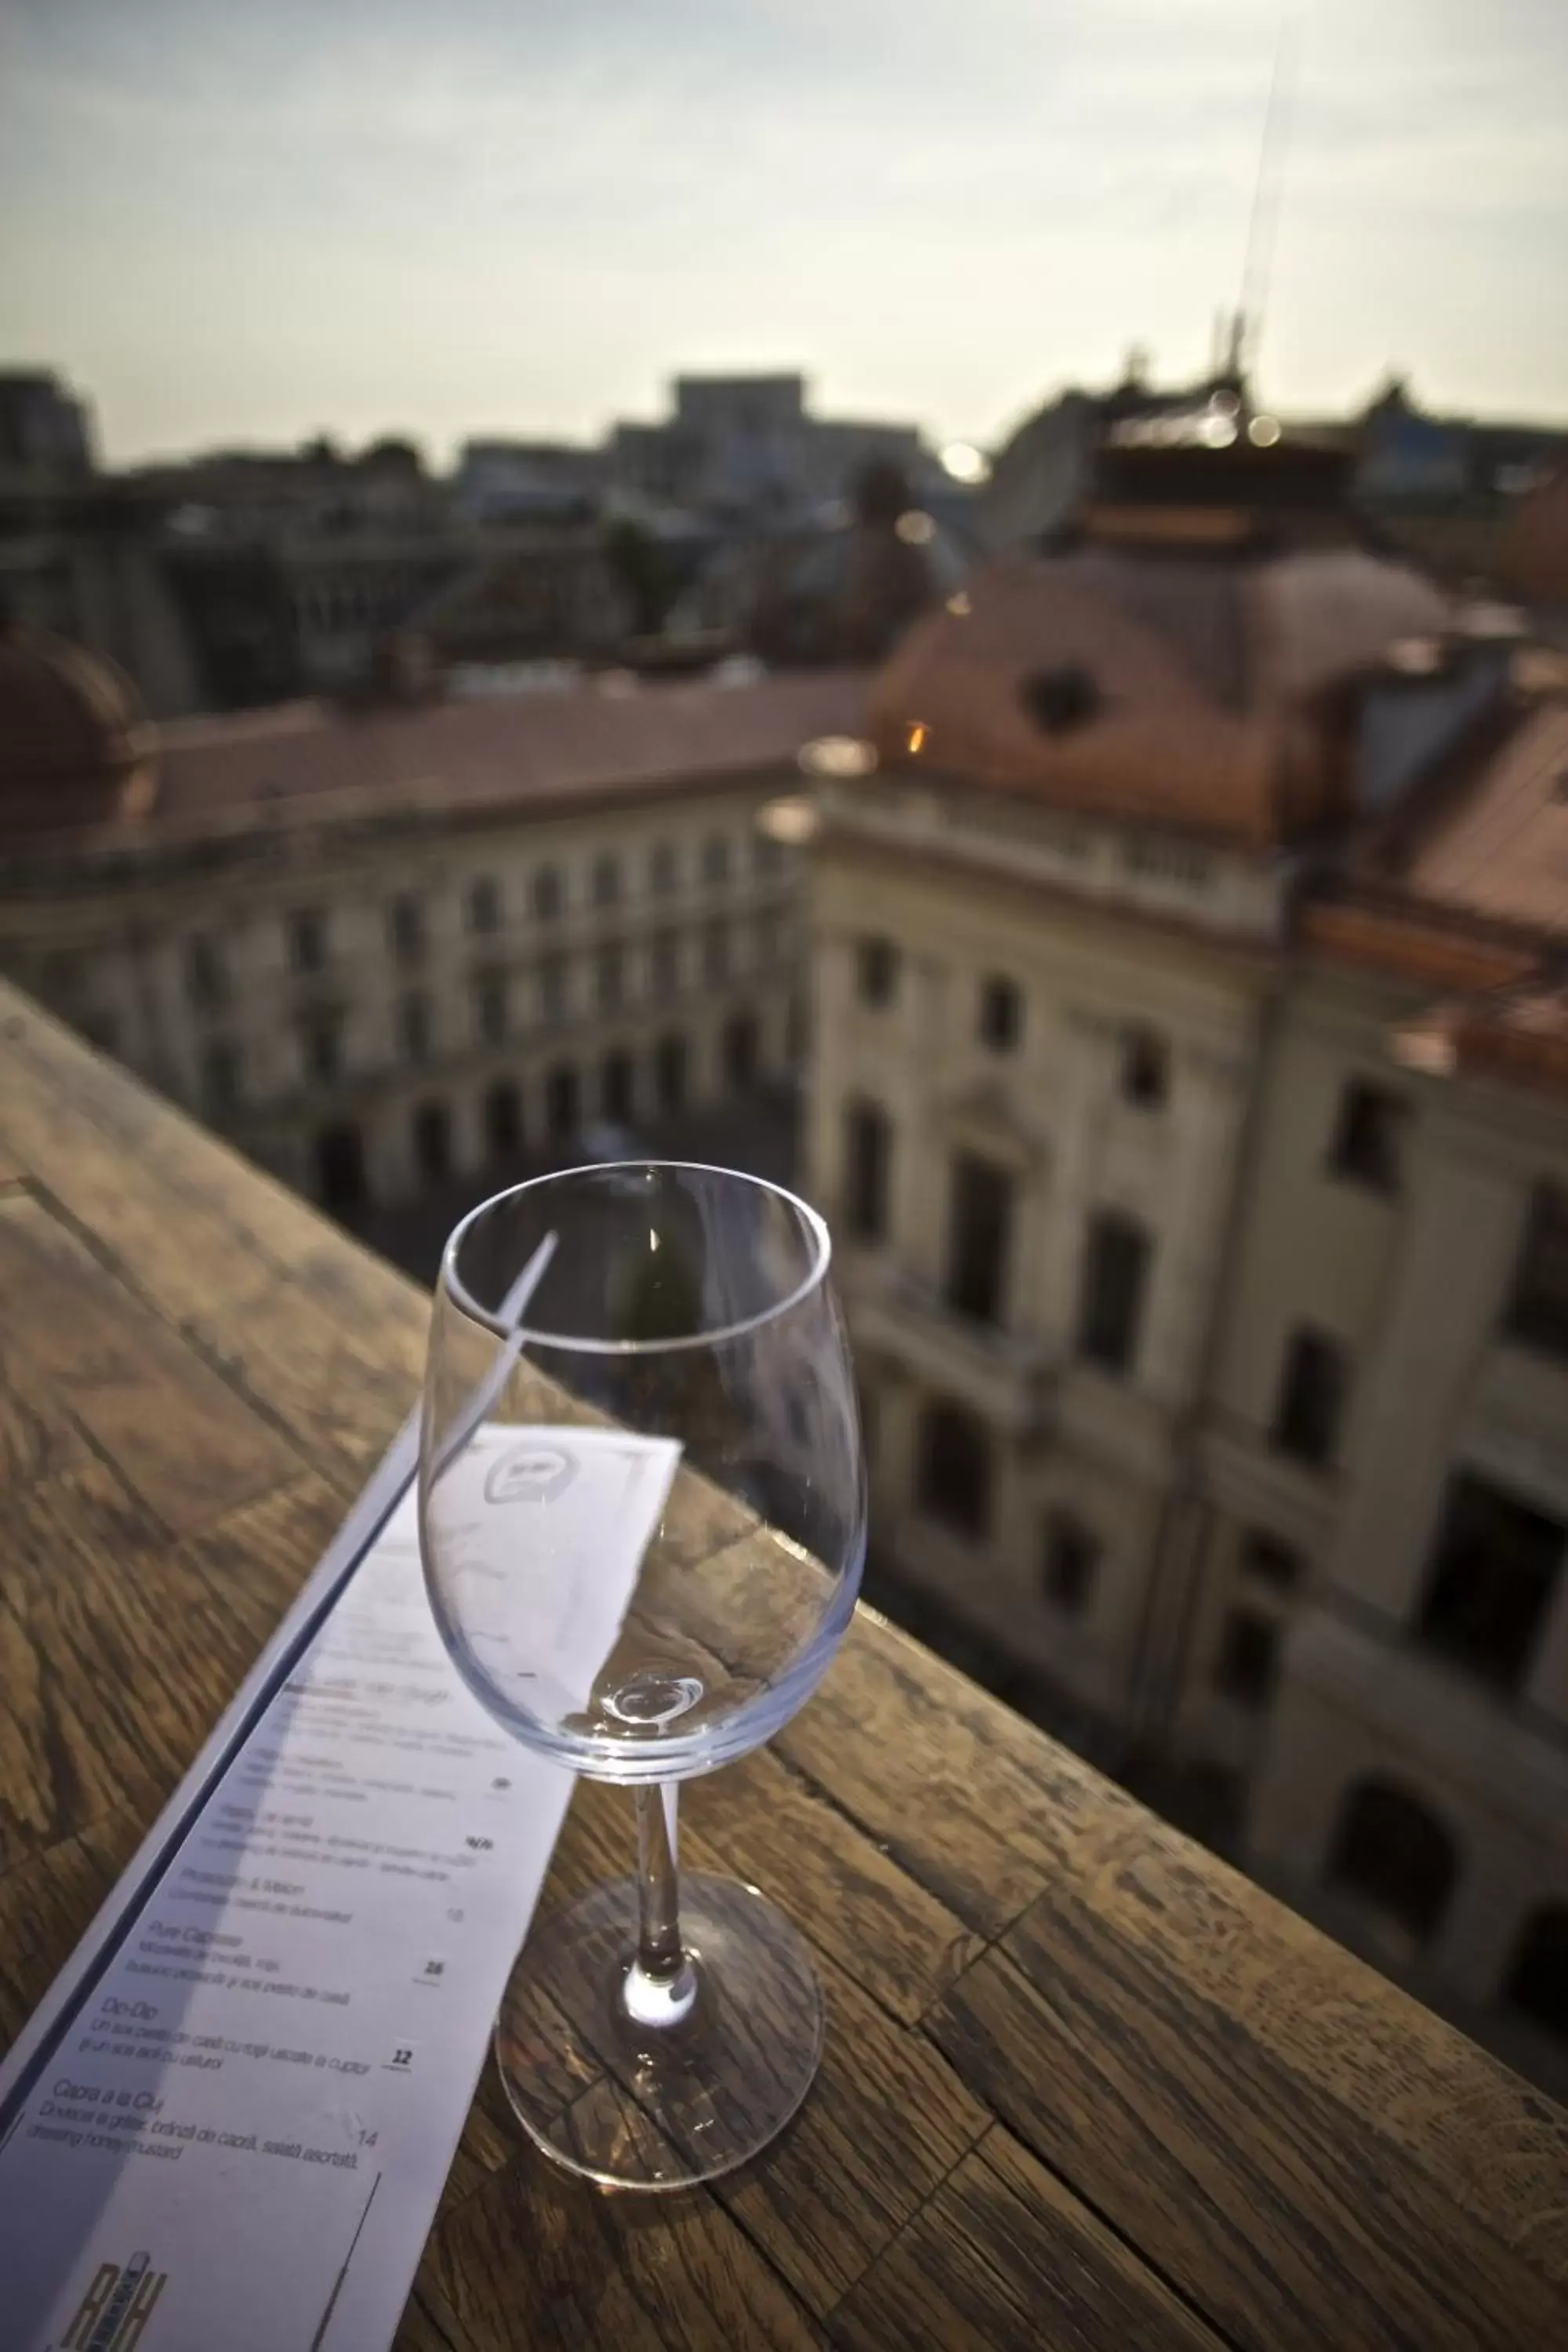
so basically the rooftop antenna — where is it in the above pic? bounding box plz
[1230,14,1300,386]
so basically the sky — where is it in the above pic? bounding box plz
[3,0,1566,467]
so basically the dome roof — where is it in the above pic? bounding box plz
[0,619,156,836]
[867,543,1453,846]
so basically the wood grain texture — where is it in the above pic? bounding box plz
[829,2126,1228,2352]
[2,978,1567,2352]
[929,1904,1568,2352]
[418,2147,828,2352]
[0,1191,294,1536]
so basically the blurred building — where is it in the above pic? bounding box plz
[0,427,641,718]
[805,411,1568,2083]
[681,460,972,667]
[0,370,96,481]
[452,439,604,524]
[0,622,858,1229]
[978,351,1252,549]
[609,374,946,524]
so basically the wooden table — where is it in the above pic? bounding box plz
[2,978,1566,2352]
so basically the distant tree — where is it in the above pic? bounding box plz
[361,436,425,477]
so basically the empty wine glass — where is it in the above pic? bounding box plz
[418,1163,865,2189]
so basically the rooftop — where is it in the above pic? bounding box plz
[0,651,867,857]
[866,541,1450,847]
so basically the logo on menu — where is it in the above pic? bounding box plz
[60,2247,168,2350]
[484,1439,576,1506]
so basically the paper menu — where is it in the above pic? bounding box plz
[0,1425,681,2352]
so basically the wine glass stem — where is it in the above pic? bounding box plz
[635,1781,684,1979]
[624,1782,696,2027]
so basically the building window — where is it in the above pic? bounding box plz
[539,954,568,1025]
[650,931,679,998]
[398,991,432,1064]
[655,1034,687,1114]
[288,909,327,975]
[533,866,564,921]
[1415,1472,1563,1694]
[648,841,678,896]
[299,1013,342,1084]
[473,975,508,1045]
[601,1050,634,1124]
[978,976,1022,1054]
[545,1064,579,1139]
[1504,1908,1568,2044]
[412,1101,451,1184]
[757,912,781,968]
[1240,1530,1304,1591]
[844,1102,891,1243]
[1214,1608,1279,1708]
[593,852,621,908]
[1076,1211,1150,1377]
[388,893,425,964]
[201,1042,240,1113]
[597,945,624,1011]
[1119,1027,1168,1109]
[1330,1079,1404,1193]
[1326,1779,1457,1948]
[945,1153,1013,1328]
[185,934,227,1010]
[1271,1327,1348,1467]
[855,936,898,1008]
[483,1080,522,1159]
[755,830,785,878]
[703,920,730,984]
[722,1011,759,1093]
[467,876,502,935]
[702,833,731,887]
[1505,1186,1568,1359]
[916,1401,992,1541]
[314,1122,367,1213]
[1040,1512,1098,1614]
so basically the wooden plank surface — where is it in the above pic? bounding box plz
[1,979,1565,2352]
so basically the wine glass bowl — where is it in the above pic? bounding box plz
[418,1163,866,2188]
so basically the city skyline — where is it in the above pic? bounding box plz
[4,0,1566,468]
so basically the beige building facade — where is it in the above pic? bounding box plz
[0,634,858,1224]
[804,442,1568,2080]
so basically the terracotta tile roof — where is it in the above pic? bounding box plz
[867,546,1449,845]
[135,670,867,845]
[1394,701,1568,934]
[1303,693,1568,1101]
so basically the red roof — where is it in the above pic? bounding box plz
[130,670,867,847]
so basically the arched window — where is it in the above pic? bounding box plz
[412,1101,452,1185]
[722,1011,759,1093]
[314,1123,368,1214]
[483,1080,522,1160]
[601,1051,634,1125]
[1503,1907,1568,2043]
[1326,1778,1458,1947]
[916,1401,992,1541]
[654,1035,687,1115]
[545,1064,579,1140]
[843,1100,891,1243]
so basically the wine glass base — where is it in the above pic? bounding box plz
[493,1869,823,2190]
